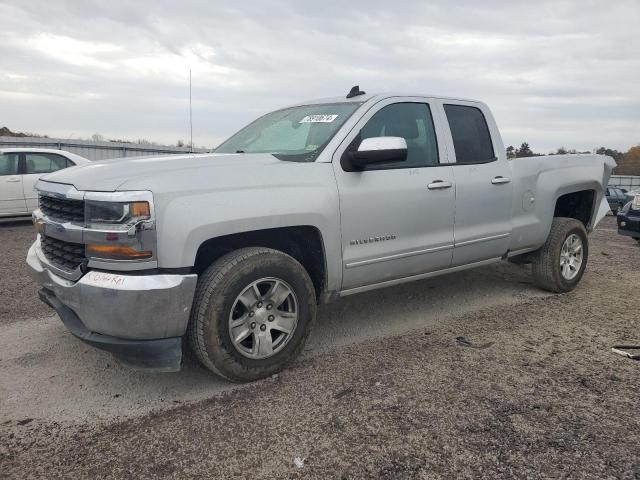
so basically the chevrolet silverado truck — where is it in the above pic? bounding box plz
[27,87,615,382]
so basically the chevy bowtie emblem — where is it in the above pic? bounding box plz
[33,220,46,234]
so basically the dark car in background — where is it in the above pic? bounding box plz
[617,196,640,243]
[606,187,629,214]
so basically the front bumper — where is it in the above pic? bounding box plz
[27,241,197,371]
[617,211,640,238]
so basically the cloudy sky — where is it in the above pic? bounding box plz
[1,0,638,152]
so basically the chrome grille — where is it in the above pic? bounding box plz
[40,235,86,271]
[39,195,85,223]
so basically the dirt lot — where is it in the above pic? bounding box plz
[0,219,51,324]
[1,217,639,479]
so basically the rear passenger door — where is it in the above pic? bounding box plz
[0,153,26,215]
[22,153,71,211]
[443,102,513,266]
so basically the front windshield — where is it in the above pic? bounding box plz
[215,102,362,162]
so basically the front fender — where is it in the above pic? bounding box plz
[153,170,342,292]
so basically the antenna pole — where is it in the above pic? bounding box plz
[189,69,193,153]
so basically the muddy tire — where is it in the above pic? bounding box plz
[531,217,589,293]
[188,247,316,382]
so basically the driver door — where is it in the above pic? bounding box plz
[332,98,455,291]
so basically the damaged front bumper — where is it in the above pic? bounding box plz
[26,241,197,371]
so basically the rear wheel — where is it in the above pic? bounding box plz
[531,218,589,293]
[188,247,316,382]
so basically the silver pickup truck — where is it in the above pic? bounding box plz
[27,87,615,381]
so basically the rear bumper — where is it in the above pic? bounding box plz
[26,241,198,371]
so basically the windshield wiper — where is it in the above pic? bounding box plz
[235,150,245,153]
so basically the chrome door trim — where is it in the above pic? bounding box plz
[340,257,501,296]
[345,244,454,269]
[454,232,510,248]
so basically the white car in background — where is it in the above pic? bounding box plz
[0,148,89,217]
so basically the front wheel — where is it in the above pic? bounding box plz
[188,247,316,382]
[531,218,589,293]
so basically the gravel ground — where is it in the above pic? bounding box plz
[1,217,639,479]
[0,218,50,325]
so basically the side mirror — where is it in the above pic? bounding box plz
[348,136,408,170]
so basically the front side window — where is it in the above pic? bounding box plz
[347,102,439,170]
[25,153,68,174]
[0,153,19,176]
[216,102,362,162]
[444,104,495,164]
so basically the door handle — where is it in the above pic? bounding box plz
[6,176,21,182]
[491,176,511,185]
[427,180,453,190]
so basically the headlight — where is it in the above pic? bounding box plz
[83,191,156,263]
[85,200,151,229]
[632,196,640,211]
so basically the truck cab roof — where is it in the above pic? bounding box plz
[290,92,483,108]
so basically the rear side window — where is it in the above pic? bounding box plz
[0,153,19,175]
[444,104,495,164]
[25,153,69,174]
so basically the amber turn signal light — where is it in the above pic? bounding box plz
[86,244,152,260]
[130,201,150,218]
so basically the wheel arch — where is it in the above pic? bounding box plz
[192,226,329,303]
[553,189,597,228]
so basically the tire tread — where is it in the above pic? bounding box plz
[531,217,588,293]
[187,247,315,382]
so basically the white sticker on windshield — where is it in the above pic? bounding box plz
[299,114,338,123]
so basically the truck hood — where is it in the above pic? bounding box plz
[42,153,284,192]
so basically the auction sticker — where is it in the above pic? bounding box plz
[300,114,338,123]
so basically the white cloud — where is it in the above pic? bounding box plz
[0,0,638,151]
[26,33,122,69]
